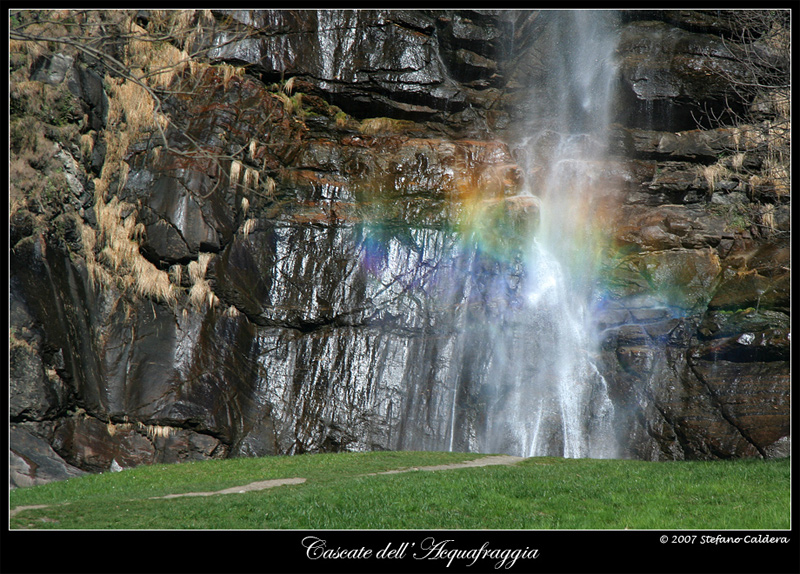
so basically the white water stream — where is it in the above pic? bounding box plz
[470,11,621,458]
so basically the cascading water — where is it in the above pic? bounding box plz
[260,10,629,459]
[457,11,622,458]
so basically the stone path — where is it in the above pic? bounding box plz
[9,504,51,519]
[151,477,307,499]
[151,454,524,498]
[10,454,525,520]
[369,454,525,475]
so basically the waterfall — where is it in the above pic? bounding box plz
[263,10,627,459]
[461,11,622,458]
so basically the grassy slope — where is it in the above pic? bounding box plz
[9,452,790,530]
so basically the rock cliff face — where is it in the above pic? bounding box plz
[10,9,790,485]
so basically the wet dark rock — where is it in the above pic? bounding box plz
[598,316,778,460]
[10,426,86,488]
[616,126,740,161]
[439,12,504,51]
[616,20,749,131]
[709,270,789,313]
[613,204,731,252]
[207,10,464,123]
[10,336,71,421]
[603,247,722,315]
[690,358,789,455]
[620,10,748,37]
[52,416,156,472]
[152,429,228,464]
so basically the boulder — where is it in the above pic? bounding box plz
[52,416,156,472]
[10,426,86,488]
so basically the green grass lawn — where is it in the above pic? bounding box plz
[9,452,790,530]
